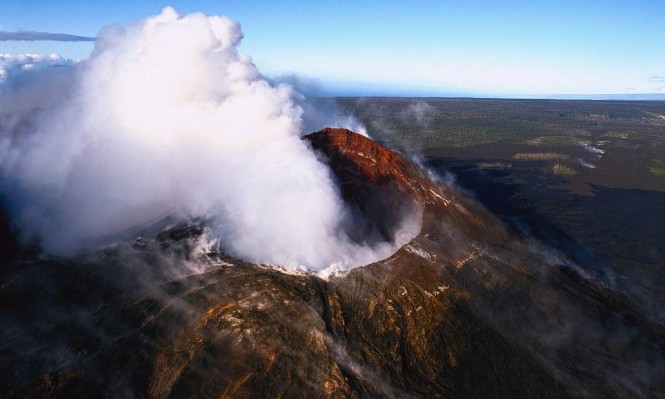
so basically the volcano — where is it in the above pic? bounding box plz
[1,128,664,398]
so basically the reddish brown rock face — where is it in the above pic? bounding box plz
[2,129,665,398]
[308,128,516,251]
[307,128,430,245]
[308,128,422,188]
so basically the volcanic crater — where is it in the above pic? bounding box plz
[1,128,665,398]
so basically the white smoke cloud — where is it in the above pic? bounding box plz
[0,8,419,275]
[575,157,597,169]
[269,74,368,136]
[579,141,605,155]
[407,102,435,127]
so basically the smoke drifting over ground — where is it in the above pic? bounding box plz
[0,8,419,275]
[580,141,605,154]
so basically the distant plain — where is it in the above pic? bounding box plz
[339,97,665,319]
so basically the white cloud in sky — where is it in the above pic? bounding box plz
[0,53,75,86]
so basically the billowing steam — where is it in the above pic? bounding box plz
[0,8,420,275]
[579,141,605,155]
[575,157,597,169]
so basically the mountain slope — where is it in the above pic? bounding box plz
[1,128,664,398]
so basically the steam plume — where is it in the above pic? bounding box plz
[579,141,605,154]
[0,8,419,275]
[575,158,597,169]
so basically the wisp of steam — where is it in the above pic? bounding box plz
[0,8,420,275]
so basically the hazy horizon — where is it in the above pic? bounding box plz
[319,82,665,101]
[1,1,664,99]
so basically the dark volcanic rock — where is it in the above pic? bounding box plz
[1,128,665,398]
[0,200,20,262]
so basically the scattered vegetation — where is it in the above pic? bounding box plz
[336,97,665,151]
[651,160,665,176]
[567,128,593,137]
[512,152,570,161]
[478,162,511,169]
[552,163,577,176]
[525,136,579,146]
[603,131,632,139]
[650,167,665,177]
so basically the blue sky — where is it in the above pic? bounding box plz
[1,0,664,97]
